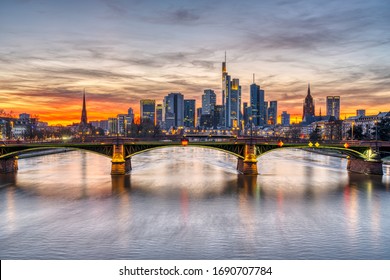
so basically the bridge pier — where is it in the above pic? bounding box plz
[0,157,18,173]
[347,158,383,175]
[237,144,258,175]
[111,144,128,175]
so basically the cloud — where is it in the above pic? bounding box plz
[172,8,200,22]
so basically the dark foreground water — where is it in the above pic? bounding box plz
[1,148,390,259]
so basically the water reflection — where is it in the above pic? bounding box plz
[1,148,390,259]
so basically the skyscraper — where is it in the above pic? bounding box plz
[140,99,156,124]
[303,83,315,121]
[222,53,244,128]
[326,96,340,120]
[184,99,196,127]
[156,104,163,127]
[202,89,216,115]
[228,78,241,128]
[250,80,265,126]
[268,101,278,125]
[281,111,290,126]
[163,92,184,129]
[222,54,230,128]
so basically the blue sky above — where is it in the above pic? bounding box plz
[1,0,389,123]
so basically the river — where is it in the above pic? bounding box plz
[1,148,390,259]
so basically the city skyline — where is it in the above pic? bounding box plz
[1,0,389,125]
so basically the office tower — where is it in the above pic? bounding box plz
[268,101,278,125]
[250,79,265,126]
[184,99,196,127]
[108,117,118,135]
[196,108,202,127]
[213,105,224,128]
[326,96,340,120]
[117,114,128,136]
[303,83,315,121]
[222,52,227,111]
[243,102,249,125]
[127,107,134,118]
[163,92,184,128]
[263,101,268,124]
[202,89,216,115]
[281,111,290,126]
[140,99,156,124]
[156,104,163,126]
[356,109,365,117]
[225,78,241,128]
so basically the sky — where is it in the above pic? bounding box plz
[0,0,389,125]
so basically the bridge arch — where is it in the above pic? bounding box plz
[0,146,113,159]
[255,145,368,160]
[124,144,245,159]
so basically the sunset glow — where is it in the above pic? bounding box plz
[1,0,389,125]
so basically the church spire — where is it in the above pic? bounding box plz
[80,89,87,126]
[303,83,315,121]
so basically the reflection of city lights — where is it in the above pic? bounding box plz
[181,138,188,146]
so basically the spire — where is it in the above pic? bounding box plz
[307,82,311,96]
[253,73,255,84]
[80,89,87,126]
[222,51,227,73]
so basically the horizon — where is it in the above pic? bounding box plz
[1,0,389,125]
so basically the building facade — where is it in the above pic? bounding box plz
[326,96,340,120]
[140,99,156,124]
[184,99,196,127]
[163,92,184,129]
[202,89,216,115]
[250,83,265,126]
[281,111,290,126]
[268,101,278,125]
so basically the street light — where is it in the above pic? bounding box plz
[375,120,378,152]
[249,116,253,145]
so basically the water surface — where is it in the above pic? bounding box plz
[1,148,389,259]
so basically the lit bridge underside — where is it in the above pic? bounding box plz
[0,141,386,175]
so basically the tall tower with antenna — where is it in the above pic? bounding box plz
[221,51,229,127]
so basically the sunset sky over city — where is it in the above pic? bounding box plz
[1,0,389,125]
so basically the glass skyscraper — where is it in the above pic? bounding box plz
[184,99,196,127]
[326,96,340,120]
[163,92,184,129]
[202,89,216,115]
[250,83,265,126]
[140,99,156,124]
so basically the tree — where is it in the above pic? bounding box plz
[373,118,390,141]
[346,124,364,140]
[310,125,322,141]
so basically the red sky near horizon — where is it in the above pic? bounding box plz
[1,0,389,125]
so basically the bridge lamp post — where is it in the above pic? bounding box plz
[249,116,253,145]
[351,122,354,140]
[375,120,378,153]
